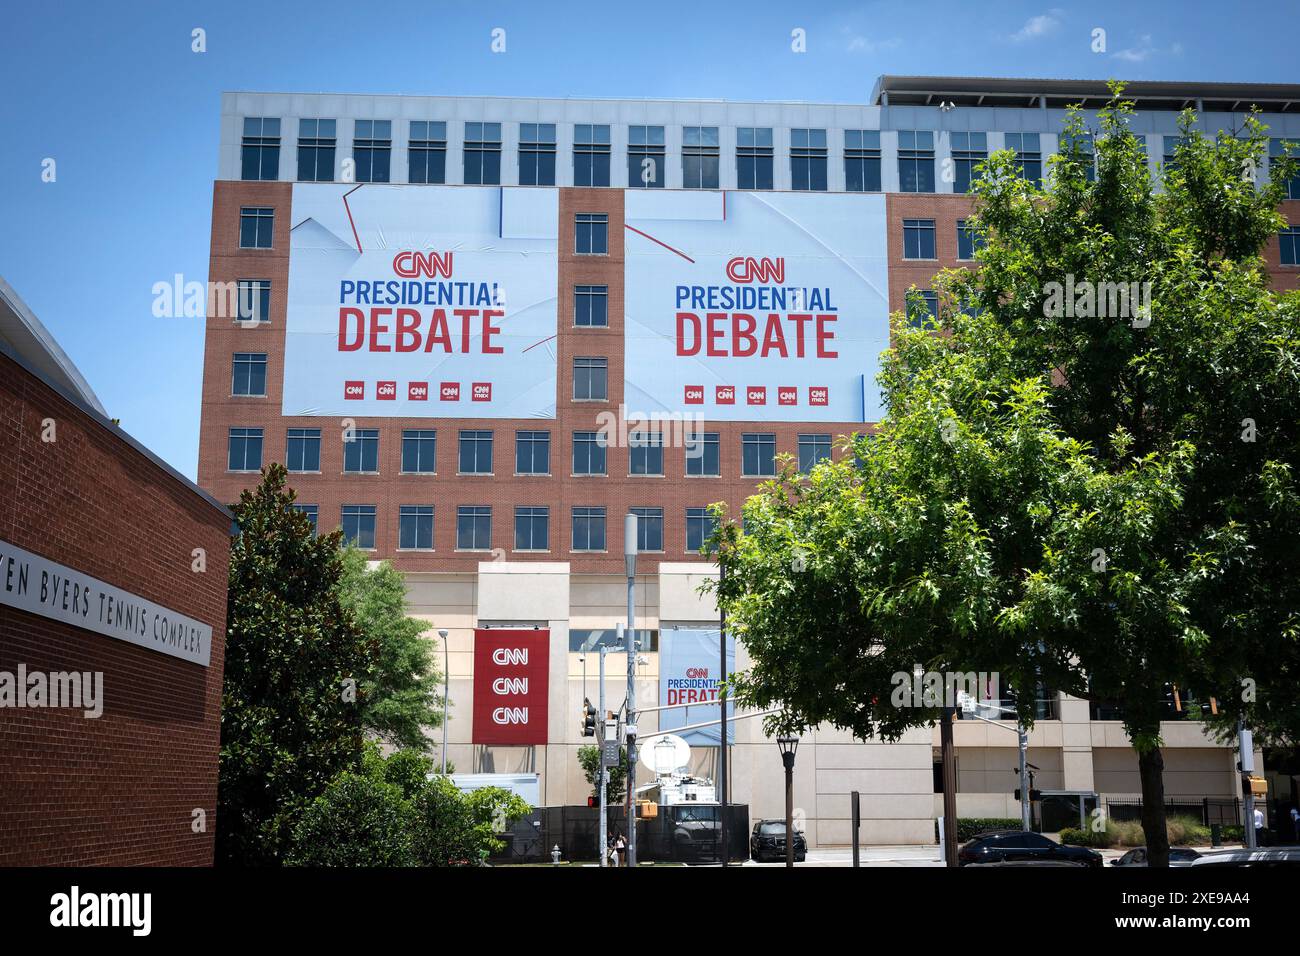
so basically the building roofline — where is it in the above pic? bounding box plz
[221,90,873,108]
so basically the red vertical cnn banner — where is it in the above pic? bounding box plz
[471,628,550,745]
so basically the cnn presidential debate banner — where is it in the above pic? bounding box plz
[658,628,735,747]
[623,190,890,422]
[283,184,559,418]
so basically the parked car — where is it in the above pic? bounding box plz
[1110,847,1201,867]
[958,830,1103,867]
[1190,847,1300,868]
[750,820,806,862]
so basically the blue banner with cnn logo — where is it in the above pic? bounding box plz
[658,628,735,746]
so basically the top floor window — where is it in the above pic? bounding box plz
[1060,129,1095,182]
[949,132,986,194]
[898,130,935,193]
[353,120,391,183]
[409,121,447,184]
[519,123,557,186]
[459,429,494,474]
[1271,139,1300,200]
[791,128,828,191]
[297,118,336,182]
[1005,132,1042,185]
[845,129,881,192]
[628,125,666,188]
[464,122,502,185]
[682,126,720,189]
[343,428,380,473]
[241,117,280,181]
[574,124,611,187]
[736,127,774,190]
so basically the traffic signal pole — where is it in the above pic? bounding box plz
[625,515,638,867]
[599,642,608,867]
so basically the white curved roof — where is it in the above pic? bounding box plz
[0,275,107,417]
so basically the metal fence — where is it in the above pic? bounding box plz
[491,804,751,865]
[1104,797,1241,827]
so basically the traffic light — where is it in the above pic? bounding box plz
[1014,789,1043,802]
[580,699,597,737]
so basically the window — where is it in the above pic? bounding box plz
[1281,226,1300,267]
[569,628,659,651]
[241,117,280,181]
[464,122,502,185]
[231,352,267,396]
[286,428,321,472]
[573,431,606,475]
[1004,132,1042,185]
[574,124,611,187]
[518,123,556,186]
[630,507,664,551]
[949,132,986,194]
[898,130,935,193]
[573,356,608,401]
[239,207,274,249]
[628,125,666,188]
[957,219,983,261]
[907,289,939,328]
[401,429,437,473]
[682,126,720,189]
[409,121,447,184]
[902,218,936,259]
[629,430,664,476]
[292,503,318,535]
[1061,129,1096,182]
[398,505,434,550]
[791,128,828,191]
[572,507,607,551]
[458,430,494,474]
[515,507,549,551]
[685,507,718,553]
[575,285,608,327]
[685,432,720,476]
[353,120,391,183]
[343,428,379,473]
[456,506,492,550]
[798,434,832,472]
[515,430,551,475]
[297,118,336,182]
[575,213,608,255]
[236,279,271,323]
[1271,139,1300,200]
[741,433,777,477]
[845,129,882,192]
[341,505,377,549]
[227,427,263,471]
[736,127,774,190]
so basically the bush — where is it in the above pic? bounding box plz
[955,818,1022,842]
[413,777,531,866]
[286,772,418,867]
[1060,814,1216,849]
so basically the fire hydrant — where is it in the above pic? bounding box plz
[550,844,562,865]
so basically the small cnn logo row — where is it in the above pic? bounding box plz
[684,385,829,407]
[344,381,493,402]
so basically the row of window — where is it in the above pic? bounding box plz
[298,502,720,554]
[242,116,1300,197]
[229,428,833,477]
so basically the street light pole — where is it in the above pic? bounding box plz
[777,735,799,867]
[599,641,608,868]
[438,628,449,777]
[719,555,728,867]
[624,514,638,867]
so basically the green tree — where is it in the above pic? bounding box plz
[339,547,444,751]
[285,772,419,867]
[577,744,628,803]
[413,777,531,866]
[218,465,376,866]
[711,88,1300,868]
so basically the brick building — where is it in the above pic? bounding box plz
[198,76,1297,845]
[0,277,231,865]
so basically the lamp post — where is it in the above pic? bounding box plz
[624,513,638,867]
[437,629,449,777]
[777,735,799,868]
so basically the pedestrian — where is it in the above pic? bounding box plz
[1253,806,1266,846]
[605,831,618,867]
[614,830,627,867]
[1290,806,1299,844]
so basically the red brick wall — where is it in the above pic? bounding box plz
[0,354,230,865]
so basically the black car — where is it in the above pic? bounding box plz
[958,830,1103,867]
[750,820,807,862]
[1111,847,1201,867]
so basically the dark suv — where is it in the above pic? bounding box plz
[958,830,1103,867]
[750,820,807,862]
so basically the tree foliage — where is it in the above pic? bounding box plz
[578,744,628,803]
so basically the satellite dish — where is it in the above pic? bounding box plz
[640,733,691,775]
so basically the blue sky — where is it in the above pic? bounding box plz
[0,0,1291,480]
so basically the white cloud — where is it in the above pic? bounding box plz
[843,29,902,54]
[1111,33,1183,63]
[1009,10,1064,43]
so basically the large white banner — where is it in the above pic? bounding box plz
[624,191,889,422]
[283,184,559,418]
[0,538,211,666]
[659,628,734,747]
